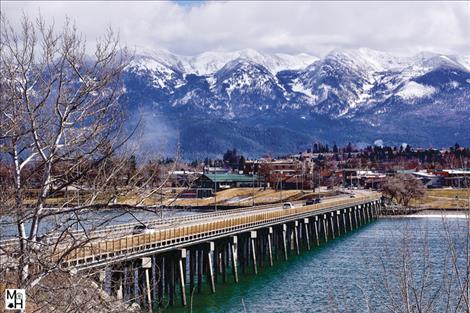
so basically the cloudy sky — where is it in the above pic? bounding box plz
[3,1,470,57]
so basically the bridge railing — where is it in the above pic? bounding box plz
[59,194,380,267]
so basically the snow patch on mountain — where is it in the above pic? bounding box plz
[187,49,318,75]
[135,47,319,75]
[396,81,436,100]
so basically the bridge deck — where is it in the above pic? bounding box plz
[60,193,381,270]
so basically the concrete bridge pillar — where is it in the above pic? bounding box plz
[206,242,216,293]
[330,212,336,239]
[293,221,300,255]
[336,210,341,236]
[323,214,328,242]
[250,231,258,274]
[177,249,187,306]
[348,208,353,231]
[197,249,203,293]
[141,257,153,310]
[314,216,320,246]
[361,204,367,225]
[356,206,361,227]
[267,227,274,266]
[303,218,311,250]
[134,261,142,307]
[189,249,195,295]
[230,236,239,282]
[282,224,288,260]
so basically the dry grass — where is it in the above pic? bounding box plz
[410,188,470,209]
[171,188,307,206]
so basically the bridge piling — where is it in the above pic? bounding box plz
[206,242,216,293]
[250,231,258,274]
[282,224,288,261]
[177,249,187,306]
[293,221,300,255]
[330,212,336,240]
[267,227,274,266]
[336,211,341,236]
[230,236,239,282]
[303,218,311,250]
[322,215,328,242]
[197,249,203,293]
[314,217,320,246]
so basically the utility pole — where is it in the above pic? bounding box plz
[252,170,255,207]
[214,178,217,211]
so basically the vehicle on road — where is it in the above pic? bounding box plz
[349,194,355,198]
[283,202,294,209]
[132,224,157,235]
[306,198,321,205]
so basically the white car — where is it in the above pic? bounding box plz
[132,224,156,235]
[283,202,294,209]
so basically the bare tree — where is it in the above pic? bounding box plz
[0,13,141,311]
[382,174,425,207]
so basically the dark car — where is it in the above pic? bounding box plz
[306,198,321,205]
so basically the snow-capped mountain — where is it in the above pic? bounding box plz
[134,47,319,75]
[122,47,470,157]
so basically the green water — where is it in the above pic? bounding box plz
[160,217,469,313]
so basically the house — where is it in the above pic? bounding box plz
[440,169,470,188]
[194,173,264,190]
[411,170,444,188]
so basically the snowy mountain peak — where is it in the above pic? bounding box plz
[132,47,319,76]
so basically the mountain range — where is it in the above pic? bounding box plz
[120,47,470,158]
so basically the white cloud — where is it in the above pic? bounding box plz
[3,1,470,57]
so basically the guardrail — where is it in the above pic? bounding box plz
[0,200,305,248]
[59,194,380,268]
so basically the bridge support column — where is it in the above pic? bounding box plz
[293,221,300,255]
[361,204,367,225]
[142,257,153,312]
[169,255,175,306]
[250,231,258,274]
[177,249,187,306]
[99,266,112,295]
[116,270,123,300]
[222,243,227,283]
[197,249,203,293]
[267,227,274,266]
[230,236,239,282]
[355,206,361,227]
[123,265,130,301]
[342,210,347,234]
[348,208,353,231]
[206,242,216,293]
[303,218,311,250]
[336,211,341,236]
[314,216,320,246]
[282,224,288,260]
[330,212,336,239]
[151,256,158,309]
[323,215,328,242]
[134,263,141,306]
[189,249,195,295]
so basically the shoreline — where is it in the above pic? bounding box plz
[381,208,469,219]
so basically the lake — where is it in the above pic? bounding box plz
[166,214,469,313]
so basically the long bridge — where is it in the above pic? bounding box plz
[2,191,383,309]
